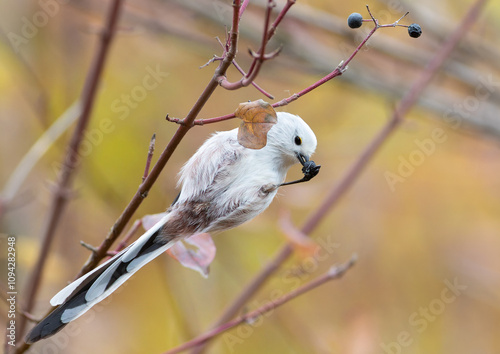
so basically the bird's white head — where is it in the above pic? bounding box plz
[266,112,317,169]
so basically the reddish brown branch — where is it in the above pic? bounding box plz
[109,219,143,256]
[212,36,274,99]
[142,133,156,183]
[216,0,296,93]
[238,0,250,19]
[164,256,356,354]
[15,0,125,352]
[218,0,276,90]
[243,0,275,80]
[267,0,296,39]
[232,59,275,99]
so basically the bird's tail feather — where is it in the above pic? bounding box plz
[26,214,174,344]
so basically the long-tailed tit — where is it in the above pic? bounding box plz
[26,112,319,343]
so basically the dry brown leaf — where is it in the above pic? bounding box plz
[235,99,277,149]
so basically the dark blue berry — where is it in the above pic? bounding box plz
[347,13,363,29]
[408,23,422,38]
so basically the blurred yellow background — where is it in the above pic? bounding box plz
[1,0,500,353]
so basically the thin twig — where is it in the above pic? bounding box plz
[271,8,380,107]
[238,0,250,19]
[267,0,296,39]
[142,133,156,183]
[80,240,98,253]
[244,0,276,80]
[212,36,274,99]
[165,255,357,354]
[190,112,237,126]
[216,0,297,94]
[109,219,143,256]
[15,0,125,351]
[231,59,275,99]
[366,5,377,25]
[218,0,276,90]
[189,1,488,352]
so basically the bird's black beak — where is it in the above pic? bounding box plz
[279,153,321,187]
[299,155,321,181]
[296,153,309,166]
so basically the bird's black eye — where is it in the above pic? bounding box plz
[294,136,302,145]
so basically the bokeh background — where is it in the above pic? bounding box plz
[1,0,500,353]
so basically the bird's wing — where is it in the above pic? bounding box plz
[177,130,245,202]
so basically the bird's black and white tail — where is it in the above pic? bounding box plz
[26,214,174,343]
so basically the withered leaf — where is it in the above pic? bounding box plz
[166,233,216,278]
[235,99,277,149]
